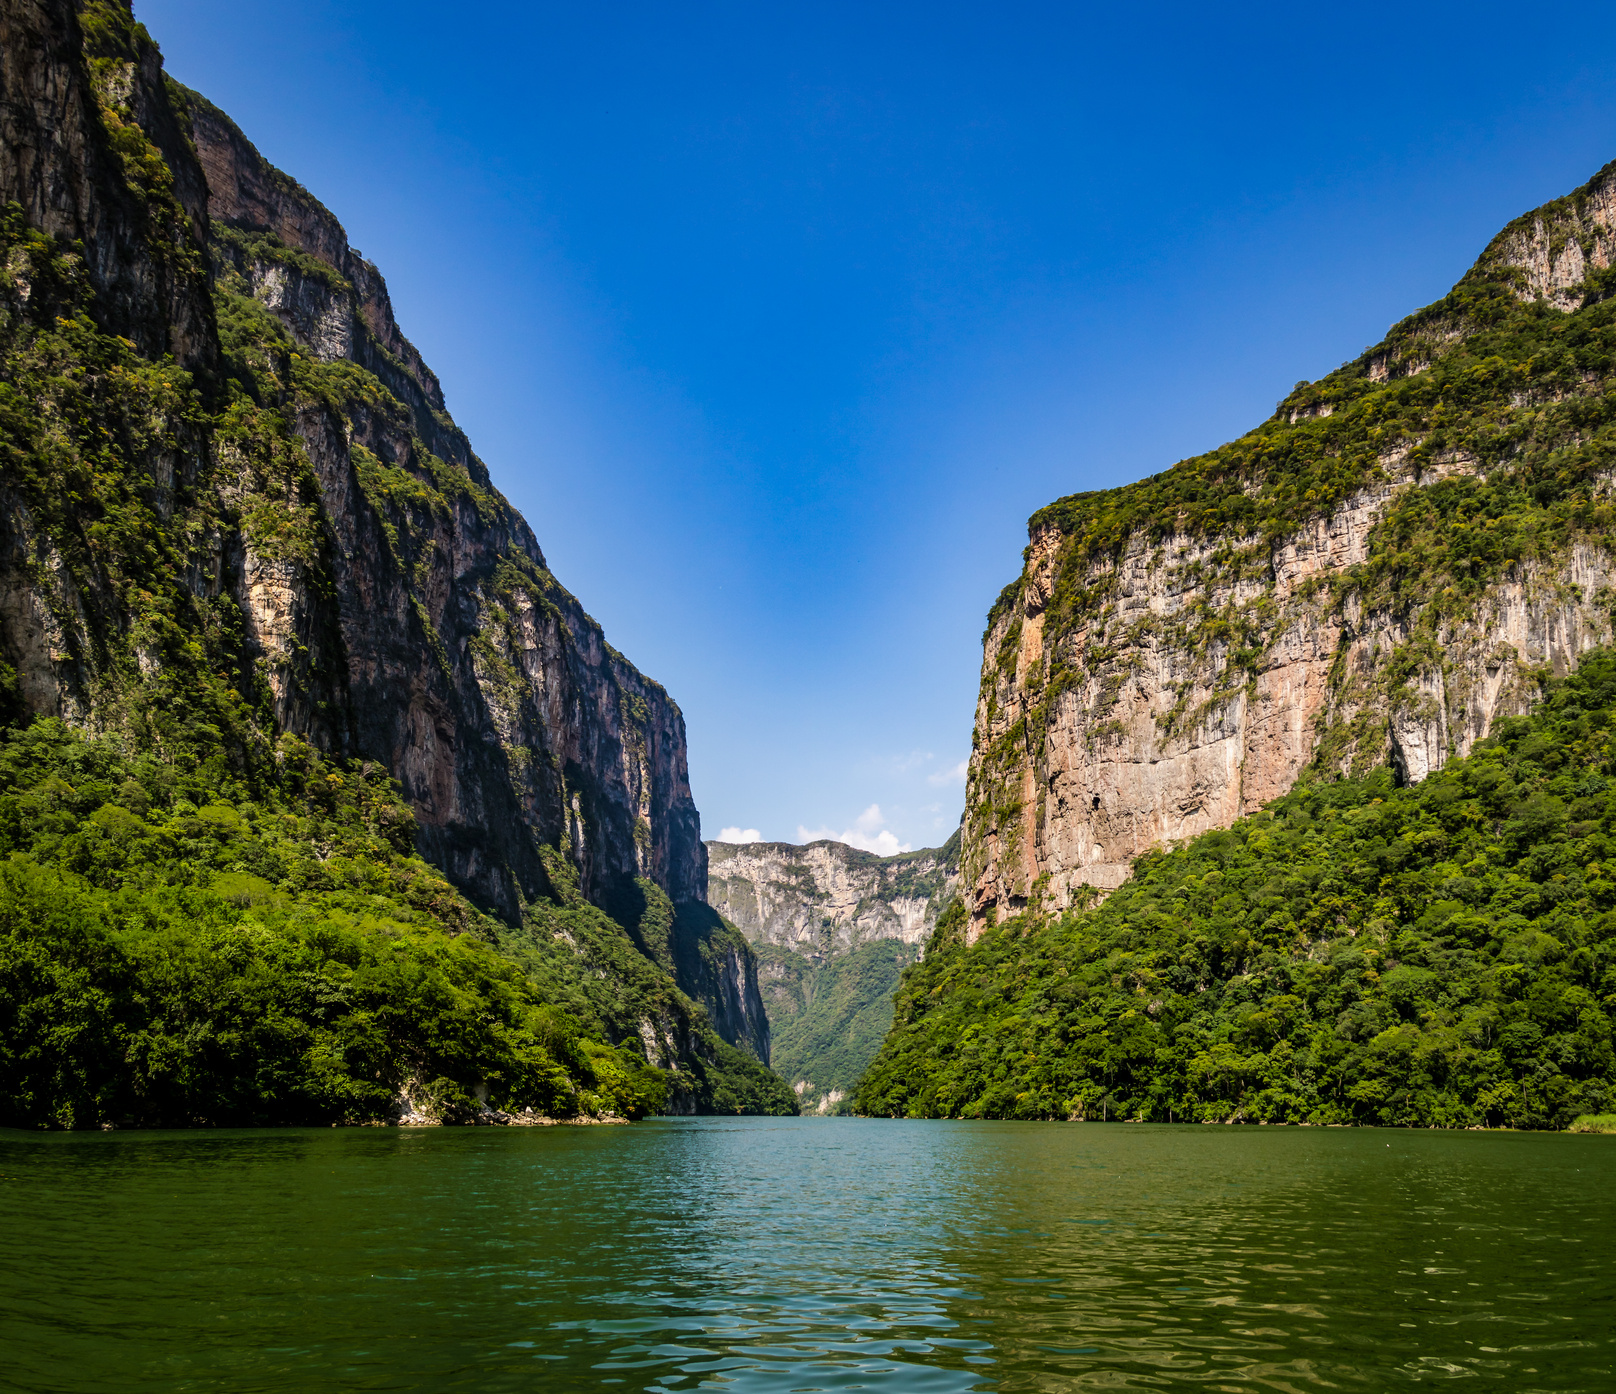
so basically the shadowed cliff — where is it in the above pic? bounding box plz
[0,0,779,1106]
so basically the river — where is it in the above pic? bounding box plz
[3,1118,1612,1391]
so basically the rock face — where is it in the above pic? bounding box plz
[185,92,705,923]
[705,835,957,1112]
[965,158,1616,934]
[706,832,959,956]
[0,1,766,1060]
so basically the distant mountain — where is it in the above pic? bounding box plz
[705,832,958,1111]
[708,832,959,953]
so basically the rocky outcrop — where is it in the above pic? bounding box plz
[676,907,772,1060]
[706,832,959,956]
[182,90,704,922]
[964,158,1616,934]
[0,0,772,1065]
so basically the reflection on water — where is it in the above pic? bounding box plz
[3,1118,1613,1392]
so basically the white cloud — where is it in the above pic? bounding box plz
[928,759,968,787]
[717,826,763,844]
[796,803,911,857]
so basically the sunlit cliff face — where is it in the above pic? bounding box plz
[963,160,1616,934]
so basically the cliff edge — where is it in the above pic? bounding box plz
[966,159,1616,932]
[0,0,775,1090]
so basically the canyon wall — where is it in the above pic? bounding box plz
[0,0,769,1067]
[182,89,705,923]
[964,160,1616,933]
[707,832,959,956]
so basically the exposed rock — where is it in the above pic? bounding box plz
[0,0,215,367]
[962,158,1616,936]
[706,831,959,955]
[183,91,704,922]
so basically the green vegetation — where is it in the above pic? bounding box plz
[0,711,794,1126]
[761,939,919,1113]
[860,653,1616,1130]
[0,720,666,1128]
[1015,168,1616,645]
[0,204,273,751]
[0,712,796,1127]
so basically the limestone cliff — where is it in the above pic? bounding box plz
[706,832,959,955]
[184,92,708,923]
[965,158,1616,933]
[0,0,773,1082]
[705,834,956,1111]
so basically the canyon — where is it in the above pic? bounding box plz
[706,834,957,1111]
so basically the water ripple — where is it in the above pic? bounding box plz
[2,1120,1614,1391]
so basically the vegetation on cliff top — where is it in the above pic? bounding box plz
[0,5,796,1124]
[1008,163,1616,643]
[860,652,1616,1129]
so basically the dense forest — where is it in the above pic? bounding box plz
[757,938,919,1113]
[858,654,1616,1129]
[0,718,796,1128]
[0,720,651,1127]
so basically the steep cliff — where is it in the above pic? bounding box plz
[966,159,1616,932]
[860,651,1616,1129]
[189,89,708,925]
[707,832,959,954]
[706,833,956,1110]
[0,0,784,1111]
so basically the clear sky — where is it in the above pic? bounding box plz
[137,0,1616,854]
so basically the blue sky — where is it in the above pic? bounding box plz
[139,1,1616,853]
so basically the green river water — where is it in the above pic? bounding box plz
[3,1118,1612,1392]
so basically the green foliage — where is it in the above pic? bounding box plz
[1568,1113,1616,1133]
[211,222,351,295]
[0,206,269,753]
[0,719,666,1128]
[0,712,786,1124]
[762,938,919,1113]
[499,877,797,1116]
[859,653,1616,1130]
[703,1035,802,1115]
